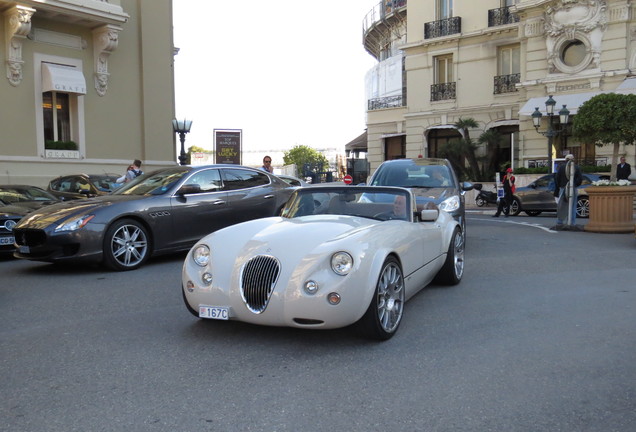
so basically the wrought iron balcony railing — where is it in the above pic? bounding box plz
[424,17,461,39]
[430,82,456,101]
[368,95,405,110]
[493,73,520,94]
[488,7,519,27]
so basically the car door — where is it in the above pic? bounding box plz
[168,168,230,249]
[220,168,280,224]
[521,175,555,210]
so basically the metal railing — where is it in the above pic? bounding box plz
[431,82,456,101]
[363,0,407,35]
[488,7,519,27]
[493,73,520,94]
[368,95,405,110]
[424,16,461,39]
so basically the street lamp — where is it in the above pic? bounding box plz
[531,95,570,173]
[172,118,193,165]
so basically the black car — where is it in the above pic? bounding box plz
[47,173,122,200]
[0,184,61,211]
[0,204,29,256]
[367,158,473,234]
[510,173,609,218]
[13,165,295,271]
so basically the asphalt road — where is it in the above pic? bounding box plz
[1,213,635,432]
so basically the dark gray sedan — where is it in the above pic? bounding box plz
[13,165,295,271]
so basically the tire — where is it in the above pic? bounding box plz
[508,197,521,216]
[103,218,150,271]
[475,196,485,207]
[434,227,464,285]
[576,197,590,218]
[359,256,405,341]
[524,210,542,216]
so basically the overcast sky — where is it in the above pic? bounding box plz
[172,0,379,156]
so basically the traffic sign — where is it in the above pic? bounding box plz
[343,175,353,185]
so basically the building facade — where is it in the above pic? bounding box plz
[0,0,176,186]
[363,0,636,178]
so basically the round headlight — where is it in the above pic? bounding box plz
[331,252,353,276]
[304,280,319,295]
[192,244,210,267]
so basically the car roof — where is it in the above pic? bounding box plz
[378,158,450,167]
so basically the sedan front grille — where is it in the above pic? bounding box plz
[240,255,280,314]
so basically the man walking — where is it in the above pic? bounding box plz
[553,154,582,231]
[616,156,631,180]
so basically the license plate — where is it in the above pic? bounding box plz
[199,306,229,320]
[18,245,30,253]
[0,236,14,245]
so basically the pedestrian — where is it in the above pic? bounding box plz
[125,159,143,182]
[261,155,273,173]
[116,165,134,184]
[552,154,582,230]
[492,167,515,217]
[616,156,631,180]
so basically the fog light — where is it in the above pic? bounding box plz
[304,280,318,294]
[202,272,213,285]
[327,292,341,305]
[186,280,195,293]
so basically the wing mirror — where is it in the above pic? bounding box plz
[461,181,474,191]
[177,184,201,195]
[419,209,439,222]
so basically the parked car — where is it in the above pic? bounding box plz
[0,203,29,256]
[182,186,464,340]
[367,158,473,234]
[0,184,61,211]
[276,174,310,187]
[47,173,122,200]
[509,173,610,218]
[13,165,295,271]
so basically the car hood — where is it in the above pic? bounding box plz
[410,187,456,204]
[14,195,145,229]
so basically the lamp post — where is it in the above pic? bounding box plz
[172,118,193,165]
[531,95,570,173]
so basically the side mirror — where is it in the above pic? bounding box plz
[178,184,202,195]
[461,181,474,191]
[419,209,439,222]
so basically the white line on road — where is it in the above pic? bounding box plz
[477,217,556,233]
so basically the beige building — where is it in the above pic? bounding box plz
[363,0,636,178]
[0,0,176,186]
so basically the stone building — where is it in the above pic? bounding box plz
[363,0,636,178]
[0,0,176,186]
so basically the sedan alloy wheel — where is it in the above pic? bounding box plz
[103,219,150,271]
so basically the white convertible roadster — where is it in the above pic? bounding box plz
[182,186,464,340]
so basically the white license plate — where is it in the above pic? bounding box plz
[0,236,14,245]
[18,245,29,253]
[199,306,229,320]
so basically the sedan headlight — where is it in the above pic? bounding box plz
[192,244,210,267]
[55,214,95,232]
[438,195,460,213]
[331,252,353,276]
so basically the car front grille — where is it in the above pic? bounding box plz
[240,255,280,314]
[13,229,47,247]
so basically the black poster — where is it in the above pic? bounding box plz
[214,129,242,165]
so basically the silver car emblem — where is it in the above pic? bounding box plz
[4,220,17,231]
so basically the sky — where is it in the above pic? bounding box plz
[172,0,379,161]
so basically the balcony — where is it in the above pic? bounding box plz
[424,17,461,39]
[363,0,407,59]
[493,73,520,94]
[19,0,128,26]
[488,7,519,27]
[368,95,405,110]
[431,82,456,101]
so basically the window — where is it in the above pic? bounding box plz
[503,0,515,6]
[498,45,520,76]
[562,40,586,67]
[43,92,71,142]
[187,169,222,193]
[438,0,453,19]
[221,169,269,191]
[435,55,453,84]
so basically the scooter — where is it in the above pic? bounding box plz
[473,183,499,207]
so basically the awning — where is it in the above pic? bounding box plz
[42,63,87,94]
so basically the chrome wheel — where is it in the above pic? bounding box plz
[376,260,405,334]
[576,197,590,218]
[103,219,150,271]
[434,227,464,285]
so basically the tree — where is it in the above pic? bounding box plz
[283,145,329,177]
[573,93,636,181]
[186,145,211,165]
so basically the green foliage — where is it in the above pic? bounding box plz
[283,145,329,177]
[186,145,212,165]
[45,140,78,150]
[573,93,636,147]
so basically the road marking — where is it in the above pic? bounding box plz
[477,217,556,233]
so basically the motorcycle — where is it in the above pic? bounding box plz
[473,183,499,207]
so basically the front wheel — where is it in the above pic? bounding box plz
[508,197,521,216]
[475,196,485,207]
[359,256,405,341]
[434,227,464,285]
[103,218,150,271]
[576,197,590,218]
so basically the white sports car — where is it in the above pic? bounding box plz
[182,186,464,340]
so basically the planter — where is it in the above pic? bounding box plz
[584,185,636,233]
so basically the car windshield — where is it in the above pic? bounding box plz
[88,176,120,193]
[113,167,190,196]
[0,186,56,203]
[371,162,455,188]
[281,187,412,221]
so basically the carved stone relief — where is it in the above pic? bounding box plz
[4,5,35,86]
[93,25,121,96]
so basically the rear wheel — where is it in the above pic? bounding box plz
[359,256,405,341]
[576,197,590,218]
[508,197,521,216]
[103,218,150,271]
[434,227,464,285]
[475,196,485,207]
